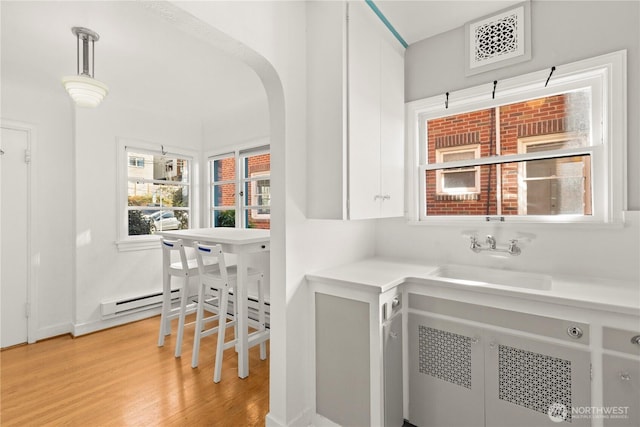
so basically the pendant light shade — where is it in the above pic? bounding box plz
[62,27,108,108]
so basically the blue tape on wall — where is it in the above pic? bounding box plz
[365,0,408,49]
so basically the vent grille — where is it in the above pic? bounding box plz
[474,12,519,63]
[498,345,572,422]
[418,325,472,389]
[468,5,527,72]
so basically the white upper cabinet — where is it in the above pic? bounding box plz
[307,1,405,220]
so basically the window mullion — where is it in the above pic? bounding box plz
[424,147,595,170]
[236,150,243,228]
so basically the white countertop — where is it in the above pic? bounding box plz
[306,257,640,316]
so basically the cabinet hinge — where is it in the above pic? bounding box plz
[590,363,593,381]
[25,302,30,318]
[24,149,31,164]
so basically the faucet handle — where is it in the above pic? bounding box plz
[508,239,521,256]
[469,236,482,252]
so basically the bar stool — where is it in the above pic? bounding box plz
[157,238,217,358]
[192,242,267,383]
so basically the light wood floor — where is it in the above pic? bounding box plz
[0,315,269,426]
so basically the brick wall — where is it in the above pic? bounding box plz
[426,93,585,216]
[214,154,271,228]
[426,108,497,215]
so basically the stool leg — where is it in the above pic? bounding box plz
[213,285,230,383]
[231,290,238,353]
[174,275,189,358]
[258,276,267,360]
[158,274,172,347]
[191,281,206,368]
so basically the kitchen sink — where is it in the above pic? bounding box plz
[431,264,552,290]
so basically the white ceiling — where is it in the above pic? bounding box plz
[2,1,520,123]
[1,1,266,123]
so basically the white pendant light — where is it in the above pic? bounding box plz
[62,27,108,108]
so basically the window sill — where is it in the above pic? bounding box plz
[116,236,161,252]
[406,213,627,230]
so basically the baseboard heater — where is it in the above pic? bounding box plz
[101,289,181,317]
[101,290,270,326]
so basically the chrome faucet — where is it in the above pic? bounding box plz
[469,235,521,256]
[470,236,482,253]
[508,239,521,256]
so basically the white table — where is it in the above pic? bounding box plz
[157,227,270,379]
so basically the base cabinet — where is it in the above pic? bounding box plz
[408,309,591,427]
[315,293,371,427]
[603,354,640,426]
[408,315,484,427]
[484,331,591,427]
[313,290,404,427]
[602,326,640,426]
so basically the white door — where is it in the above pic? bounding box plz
[1,125,30,348]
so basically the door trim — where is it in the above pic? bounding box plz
[1,119,38,344]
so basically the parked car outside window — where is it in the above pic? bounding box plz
[143,210,180,232]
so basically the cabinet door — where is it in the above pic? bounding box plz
[315,293,371,426]
[347,0,382,220]
[603,354,640,427]
[379,36,405,218]
[384,312,404,427]
[408,313,485,427]
[485,331,591,427]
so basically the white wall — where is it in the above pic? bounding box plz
[73,102,202,333]
[3,1,374,423]
[202,101,270,148]
[170,2,377,426]
[0,75,75,340]
[377,0,640,283]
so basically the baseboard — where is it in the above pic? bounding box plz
[265,412,285,427]
[266,408,313,427]
[72,306,162,337]
[310,413,341,427]
[34,322,73,342]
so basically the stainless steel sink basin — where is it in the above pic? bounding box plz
[431,264,552,290]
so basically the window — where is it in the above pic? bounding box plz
[128,156,144,168]
[117,140,195,249]
[251,176,271,218]
[518,133,591,216]
[209,145,270,229]
[126,149,191,235]
[407,51,626,223]
[435,145,481,196]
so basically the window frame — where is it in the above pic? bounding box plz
[249,173,271,220]
[128,156,145,168]
[517,132,592,216]
[116,138,199,251]
[406,50,627,225]
[435,144,481,195]
[206,139,270,229]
